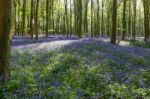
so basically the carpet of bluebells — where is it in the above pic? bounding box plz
[1,36,150,98]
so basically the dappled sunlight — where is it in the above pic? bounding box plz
[12,36,78,51]
[0,0,150,98]
[4,37,149,98]
[118,41,130,46]
[13,40,78,51]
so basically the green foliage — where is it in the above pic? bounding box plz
[130,41,150,48]
[3,43,150,98]
[129,57,149,66]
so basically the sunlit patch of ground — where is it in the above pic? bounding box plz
[13,40,78,51]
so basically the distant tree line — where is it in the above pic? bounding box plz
[13,0,150,42]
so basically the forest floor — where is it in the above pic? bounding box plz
[2,36,150,98]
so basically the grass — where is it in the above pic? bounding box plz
[1,39,150,98]
[130,40,150,48]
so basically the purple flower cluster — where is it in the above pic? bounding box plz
[9,36,150,98]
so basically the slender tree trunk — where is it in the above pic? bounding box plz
[0,0,13,84]
[77,0,82,38]
[101,0,104,37]
[91,0,93,37]
[122,0,126,40]
[143,0,150,41]
[46,0,49,37]
[17,0,20,36]
[30,0,34,39]
[74,0,82,38]
[22,0,26,37]
[35,0,39,40]
[111,0,117,44]
[96,0,100,37]
[83,0,89,36]
[51,2,55,35]
[106,0,111,37]
[132,0,136,39]
[128,0,131,38]
[14,0,17,35]
[64,0,69,37]
[69,0,72,37]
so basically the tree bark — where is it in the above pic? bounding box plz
[111,0,117,44]
[143,0,150,41]
[122,0,126,40]
[0,0,13,84]
[30,0,34,39]
[91,0,93,37]
[35,0,39,40]
[132,0,136,39]
[101,0,104,37]
[46,0,49,37]
[22,0,26,37]
[83,0,89,36]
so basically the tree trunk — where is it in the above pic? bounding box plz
[14,0,17,35]
[143,0,150,41]
[111,0,117,44]
[30,0,34,39]
[128,0,131,38]
[69,0,72,37]
[83,0,89,36]
[22,0,26,37]
[101,0,104,37]
[64,0,69,37]
[35,0,39,40]
[77,0,82,38]
[132,0,136,40]
[122,0,126,40]
[0,0,13,84]
[96,0,100,37]
[46,0,49,37]
[17,0,20,36]
[91,0,93,37]
[74,0,82,38]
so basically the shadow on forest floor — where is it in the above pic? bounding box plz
[6,37,150,98]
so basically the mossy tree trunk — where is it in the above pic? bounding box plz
[0,0,13,84]
[30,0,34,39]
